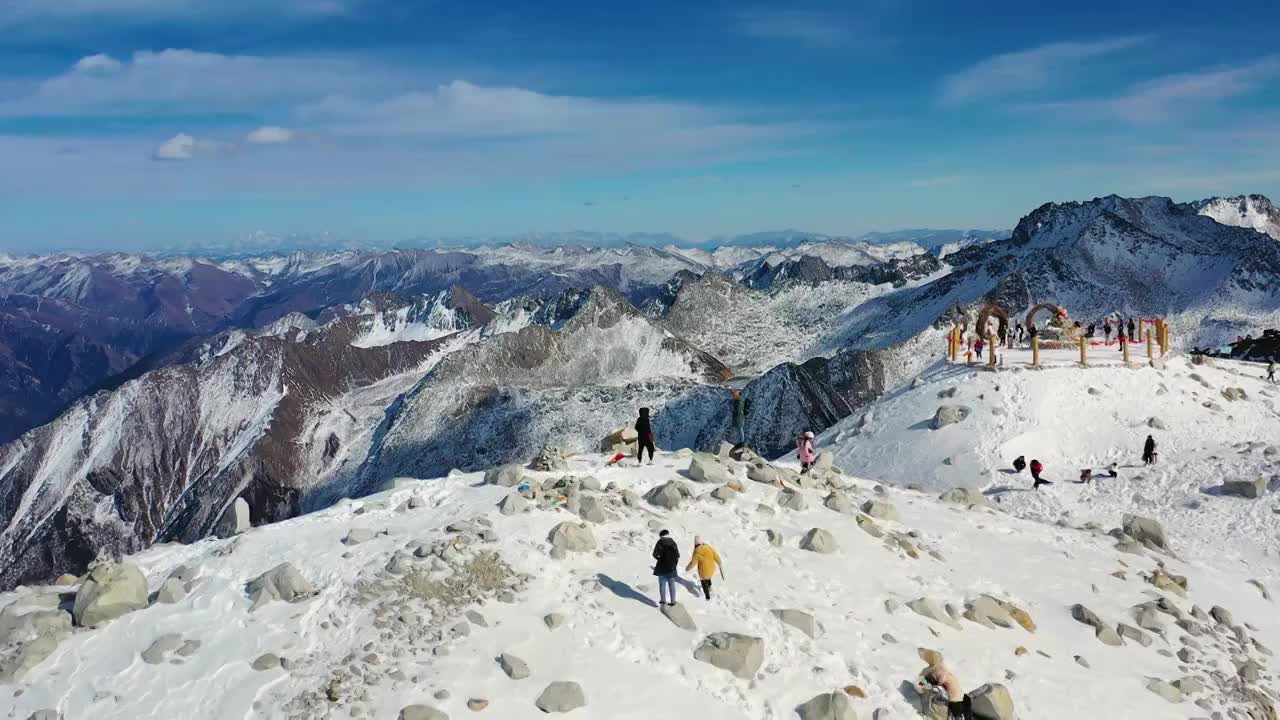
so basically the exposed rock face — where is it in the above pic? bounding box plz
[485,464,525,488]
[688,454,729,484]
[939,487,989,508]
[1220,478,1267,499]
[546,522,596,553]
[931,405,971,429]
[968,683,1016,719]
[645,481,693,510]
[1121,514,1168,551]
[0,310,460,591]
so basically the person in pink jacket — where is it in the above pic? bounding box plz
[797,431,816,474]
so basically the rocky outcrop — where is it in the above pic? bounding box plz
[800,528,838,553]
[245,562,316,609]
[796,691,858,720]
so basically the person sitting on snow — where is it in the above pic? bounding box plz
[1107,462,1118,478]
[1012,455,1026,473]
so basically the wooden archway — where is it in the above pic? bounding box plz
[975,304,1009,342]
[1026,303,1065,330]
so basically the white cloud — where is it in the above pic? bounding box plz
[0,0,358,29]
[151,133,230,161]
[152,133,196,161]
[0,49,398,116]
[735,8,852,46]
[1022,57,1280,123]
[245,126,294,144]
[71,54,122,73]
[941,36,1146,105]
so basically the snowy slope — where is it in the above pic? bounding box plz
[1194,195,1280,241]
[821,349,1280,570]
[4,447,1277,719]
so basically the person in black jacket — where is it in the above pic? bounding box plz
[1012,455,1026,473]
[652,529,680,607]
[1142,435,1156,465]
[635,407,655,465]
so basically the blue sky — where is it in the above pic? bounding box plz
[1,0,1279,251]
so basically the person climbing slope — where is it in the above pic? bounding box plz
[1142,435,1156,465]
[730,390,750,447]
[1012,455,1026,473]
[920,664,974,719]
[635,407,655,465]
[652,529,680,607]
[1268,361,1276,383]
[686,536,723,600]
[797,431,816,474]
[1030,459,1051,490]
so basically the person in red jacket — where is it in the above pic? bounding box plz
[1030,459,1051,490]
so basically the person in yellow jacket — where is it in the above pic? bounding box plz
[686,536,724,600]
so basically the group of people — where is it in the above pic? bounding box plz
[651,529,724,606]
[1012,434,1158,490]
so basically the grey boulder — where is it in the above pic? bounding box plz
[931,405,971,429]
[688,454,729,484]
[796,691,857,719]
[860,500,898,522]
[535,681,587,713]
[485,464,526,487]
[693,633,765,679]
[968,683,1016,719]
[771,609,817,639]
[72,561,149,627]
[498,652,530,680]
[547,522,596,553]
[800,528,838,554]
[399,705,449,720]
[644,481,693,509]
[245,562,316,610]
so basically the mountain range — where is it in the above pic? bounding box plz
[1,194,1278,588]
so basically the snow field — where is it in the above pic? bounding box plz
[6,446,1277,719]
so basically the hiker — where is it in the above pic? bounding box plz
[1079,468,1092,484]
[1142,435,1156,465]
[1107,462,1118,478]
[635,407,656,465]
[1030,459,1051,490]
[731,390,750,447]
[1104,320,1112,343]
[797,431,816,474]
[1086,323,1095,338]
[1127,318,1136,340]
[686,536,723,600]
[652,530,680,607]
[1015,323,1025,344]
[1268,361,1276,383]
[1012,455,1026,473]
[974,338,985,359]
[920,665,974,720]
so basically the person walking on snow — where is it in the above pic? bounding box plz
[1030,459,1051,490]
[1268,361,1276,383]
[1127,318,1137,340]
[1015,323,1025,344]
[635,407,656,465]
[1012,455,1026,473]
[974,337,985,359]
[1142,435,1156,465]
[1104,319,1112,343]
[686,536,723,600]
[652,529,680,607]
[797,431,817,474]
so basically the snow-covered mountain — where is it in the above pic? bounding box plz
[0,290,496,590]
[1193,195,1280,241]
[5,192,1280,594]
[3,354,1278,719]
[829,195,1280,352]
